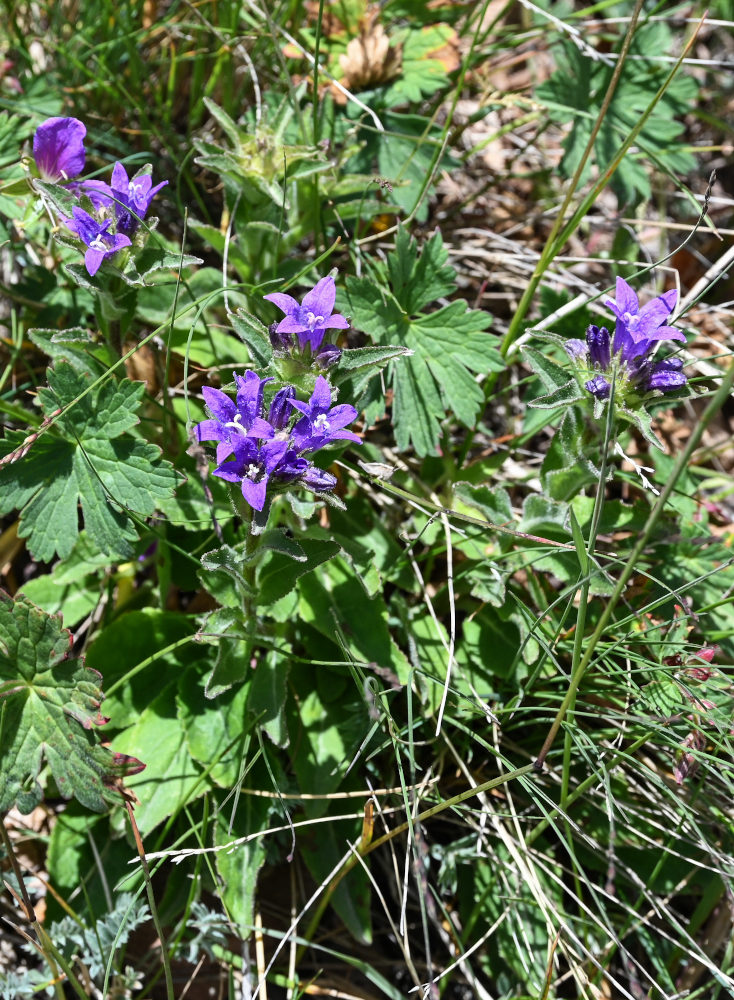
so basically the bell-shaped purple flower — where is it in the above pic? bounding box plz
[34,117,86,182]
[110,162,168,235]
[606,277,685,361]
[264,275,349,353]
[564,277,688,405]
[62,206,131,276]
[290,376,361,452]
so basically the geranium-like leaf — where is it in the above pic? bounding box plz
[345,227,504,455]
[0,591,144,814]
[0,361,178,561]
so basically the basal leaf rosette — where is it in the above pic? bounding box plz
[0,591,143,814]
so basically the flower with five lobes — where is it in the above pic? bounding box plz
[33,117,87,182]
[264,274,349,354]
[195,372,360,511]
[61,207,132,277]
[565,277,687,402]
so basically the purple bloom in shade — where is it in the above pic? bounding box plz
[606,277,685,360]
[195,372,273,463]
[587,325,610,369]
[269,322,293,352]
[214,436,289,511]
[564,339,587,360]
[33,117,86,181]
[62,206,131,276]
[314,342,342,369]
[290,376,361,452]
[264,275,350,353]
[301,466,338,492]
[110,162,168,235]
[585,375,611,400]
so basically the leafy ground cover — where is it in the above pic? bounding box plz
[1,1,734,997]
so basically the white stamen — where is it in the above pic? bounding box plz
[313,414,330,432]
[89,236,107,252]
[223,414,247,435]
[305,311,325,330]
[246,463,260,480]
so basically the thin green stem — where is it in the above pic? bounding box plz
[124,801,175,1000]
[535,357,734,769]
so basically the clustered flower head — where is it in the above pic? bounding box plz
[32,116,167,275]
[195,371,360,511]
[565,277,687,404]
[265,275,349,361]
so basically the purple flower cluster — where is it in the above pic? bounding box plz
[265,275,348,360]
[33,117,167,276]
[565,277,687,401]
[195,372,360,511]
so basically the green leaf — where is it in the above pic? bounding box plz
[0,363,178,560]
[0,592,144,814]
[537,30,699,206]
[177,667,252,786]
[345,228,502,455]
[229,309,274,366]
[257,537,341,607]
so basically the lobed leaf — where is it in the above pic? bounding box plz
[0,592,143,814]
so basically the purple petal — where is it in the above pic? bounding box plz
[607,276,638,318]
[302,276,336,317]
[241,477,268,511]
[323,403,358,430]
[261,439,289,473]
[72,179,114,210]
[247,417,275,439]
[195,418,228,443]
[275,314,316,334]
[215,442,234,464]
[111,161,130,194]
[310,376,332,411]
[34,117,86,181]
[202,386,236,423]
[639,324,686,344]
[264,292,300,317]
[85,247,105,276]
[320,314,349,330]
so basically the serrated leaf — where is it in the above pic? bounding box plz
[0,592,144,814]
[0,363,178,560]
[229,309,274,366]
[346,229,502,455]
[537,31,699,205]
